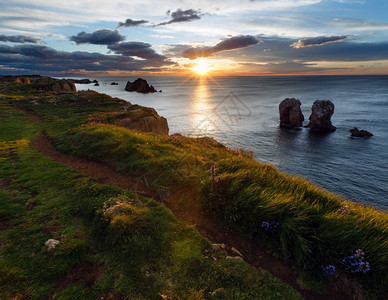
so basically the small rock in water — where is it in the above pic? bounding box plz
[350,127,373,138]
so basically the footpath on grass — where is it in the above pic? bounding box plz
[29,114,349,300]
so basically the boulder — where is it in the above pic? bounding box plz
[125,78,157,94]
[110,82,119,85]
[350,128,373,138]
[94,83,100,86]
[45,239,59,251]
[279,98,304,128]
[307,100,336,132]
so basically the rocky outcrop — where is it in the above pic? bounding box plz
[34,77,77,93]
[125,78,157,94]
[52,81,76,93]
[110,82,119,85]
[111,105,169,135]
[279,98,304,128]
[307,100,336,132]
[15,77,31,84]
[350,128,373,138]
[94,83,100,86]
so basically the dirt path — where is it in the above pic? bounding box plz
[17,106,351,300]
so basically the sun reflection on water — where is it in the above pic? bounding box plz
[190,77,216,136]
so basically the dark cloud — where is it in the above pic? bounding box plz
[118,18,148,27]
[0,34,41,44]
[0,44,174,76]
[217,36,388,63]
[291,35,350,48]
[108,42,168,62]
[70,29,125,45]
[182,35,260,59]
[158,9,203,26]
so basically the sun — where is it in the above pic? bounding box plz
[192,60,210,75]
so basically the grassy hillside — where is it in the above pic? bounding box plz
[0,81,302,299]
[1,80,387,299]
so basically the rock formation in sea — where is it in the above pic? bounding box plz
[69,78,93,84]
[112,105,169,135]
[125,78,156,94]
[350,127,373,138]
[110,82,119,85]
[307,100,336,132]
[279,98,304,128]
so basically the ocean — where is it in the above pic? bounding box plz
[76,75,388,209]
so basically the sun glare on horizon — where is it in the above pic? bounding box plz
[192,60,210,75]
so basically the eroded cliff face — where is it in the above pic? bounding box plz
[113,106,169,135]
[87,104,169,136]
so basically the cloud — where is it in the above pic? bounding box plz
[182,35,260,59]
[158,9,203,26]
[117,18,148,27]
[70,29,125,45]
[217,35,388,63]
[0,34,41,44]
[290,35,350,48]
[108,42,169,62]
[0,44,173,75]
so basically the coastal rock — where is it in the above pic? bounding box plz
[125,78,157,94]
[94,83,100,86]
[307,100,336,132]
[69,78,93,84]
[51,81,77,93]
[15,77,31,84]
[110,82,119,85]
[350,127,373,138]
[33,77,76,93]
[279,98,304,128]
[112,105,169,135]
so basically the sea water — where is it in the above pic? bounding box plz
[76,75,388,209]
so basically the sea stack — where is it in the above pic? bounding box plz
[125,78,156,94]
[307,100,336,132]
[279,98,304,128]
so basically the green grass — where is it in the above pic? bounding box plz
[16,85,385,298]
[1,82,302,299]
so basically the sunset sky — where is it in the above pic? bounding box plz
[1,0,388,76]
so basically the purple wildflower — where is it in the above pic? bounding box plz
[321,264,336,276]
[342,249,371,273]
[211,165,215,181]
[261,221,279,232]
[338,205,349,214]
